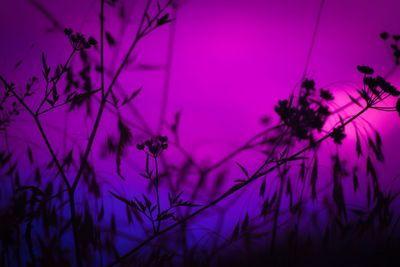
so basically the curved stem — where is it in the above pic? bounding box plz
[107,105,371,266]
[157,6,177,134]
[1,77,83,266]
[72,0,172,191]
[100,0,105,98]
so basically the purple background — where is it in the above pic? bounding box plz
[1,0,400,249]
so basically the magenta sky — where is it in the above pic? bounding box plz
[1,0,400,240]
[2,0,399,169]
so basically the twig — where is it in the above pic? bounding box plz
[100,0,105,98]
[157,5,177,134]
[36,50,76,115]
[72,0,173,191]
[107,105,371,266]
[0,76,83,267]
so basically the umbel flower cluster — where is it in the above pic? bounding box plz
[276,65,400,145]
[137,136,169,157]
[64,28,98,51]
[274,79,333,141]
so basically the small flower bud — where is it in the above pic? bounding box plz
[145,140,153,147]
[380,32,389,40]
[83,42,91,49]
[88,37,98,46]
[136,143,144,150]
[158,135,168,143]
[64,28,73,36]
[149,145,159,155]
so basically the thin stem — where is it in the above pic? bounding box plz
[204,125,282,173]
[270,149,291,254]
[38,89,102,115]
[68,190,83,267]
[0,80,35,117]
[1,76,83,266]
[72,0,172,190]
[33,117,71,189]
[157,6,177,134]
[100,0,105,98]
[107,105,371,266]
[1,77,69,189]
[32,119,82,267]
[270,178,284,253]
[150,215,157,234]
[302,0,325,78]
[35,50,76,115]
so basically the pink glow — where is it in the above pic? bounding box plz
[1,0,399,188]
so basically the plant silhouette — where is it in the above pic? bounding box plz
[1,1,400,267]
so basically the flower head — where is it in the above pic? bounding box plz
[137,136,169,157]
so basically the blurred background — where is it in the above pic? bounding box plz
[1,0,400,255]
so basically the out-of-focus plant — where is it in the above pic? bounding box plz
[1,1,174,266]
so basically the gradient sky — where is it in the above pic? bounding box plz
[2,0,399,168]
[1,0,400,244]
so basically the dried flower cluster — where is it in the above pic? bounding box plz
[275,79,333,140]
[64,28,98,51]
[137,135,169,157]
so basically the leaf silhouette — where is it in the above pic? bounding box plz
[355,132,363,157]
[157,13,172,26]
[105,32,116,47]
[259,178,266,197]
[121,87,142,106]
[353,167,360,192]
[41,52,50,80]
[231,222,240,241]
[26,146,34,165]
[366,156,380,198]
[116,118,132,180]
[241,213,249,231]
[347,93,362,107]
[235,162,249,178]
[368,137,384,162]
